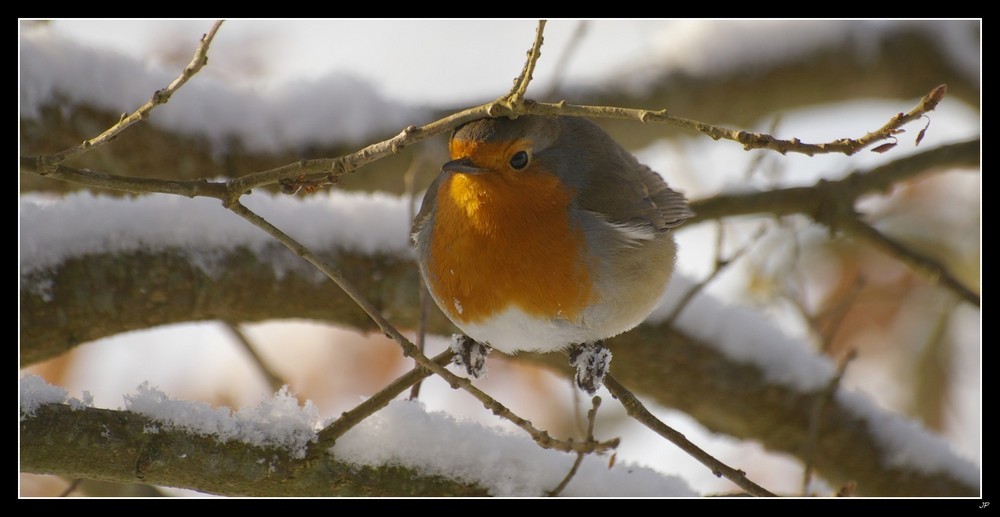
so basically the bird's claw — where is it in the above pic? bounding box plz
[451,334,492,378]
[569,341,612,395]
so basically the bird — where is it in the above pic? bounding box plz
[411,115,694,393]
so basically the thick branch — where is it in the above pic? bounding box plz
[20,403,487,496]
[20,245,424,366]
[689,139,979,223]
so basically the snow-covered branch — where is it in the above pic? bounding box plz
[20,377,692,497]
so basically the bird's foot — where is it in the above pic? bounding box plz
[450,334,492,379]
[569,341,612,395]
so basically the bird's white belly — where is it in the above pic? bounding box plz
[456,306,603,354]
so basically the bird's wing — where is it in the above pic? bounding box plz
[576,144,693,237]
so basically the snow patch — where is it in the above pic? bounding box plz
[20,29,425,153]
[838,390,979,488]
[642,21,979,86]
[19,375,93,419]
[650,274,835,391]
[333,400,696,497]
[123,382,319,459]
[20,189,413,278]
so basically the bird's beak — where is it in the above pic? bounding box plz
[442,157,489,174]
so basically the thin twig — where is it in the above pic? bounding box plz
[504,20,547,109]
[912,295,960,430]
[801,350,857,495]
[744,114,784,182]
[221,321,288,393]
[548,396,602,497]
[602,374,776,497]
[37,20,224,172]
[840,216,978,307]
[817,276,867,353]
[19,158,228,199]
[227,201,618,455]
[665,223,766,326]
[408,285,430,401]
[310,349,455,457]
[58,478,83,497]
[519,83,948,156]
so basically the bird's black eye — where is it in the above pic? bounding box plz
[509,150,529,170]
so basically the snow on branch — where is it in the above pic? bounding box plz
[20,375,693,497]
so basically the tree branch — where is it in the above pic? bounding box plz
[21,403,488,496]
[547,395,600,497]
[839,216,978,307]
[222,322,289,393]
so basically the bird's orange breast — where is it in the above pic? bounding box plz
[428,167,595,324]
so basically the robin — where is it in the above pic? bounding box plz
[412,115,694,393]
